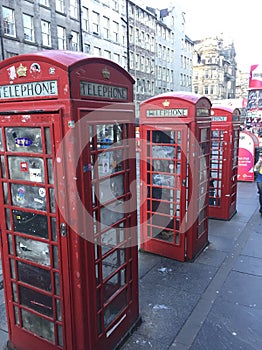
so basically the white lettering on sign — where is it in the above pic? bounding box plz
[80,81,128,100]
[196,108,209,116]
[0,80,58,99]
[146,108,188,117]
[212,116,227,121]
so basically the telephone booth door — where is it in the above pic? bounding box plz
[140,125,188,262]
[0,112,71,350]
[74,109,139,350]
[139,92,212,261]
[209,106,241,220]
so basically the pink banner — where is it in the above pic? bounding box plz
[237,131,257,181]
[249,64,262,89]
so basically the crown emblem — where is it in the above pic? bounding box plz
[102,67,110,80]
[16,64,27,77]
[162,99,170,107]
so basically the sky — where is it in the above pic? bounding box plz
[143,0,261,72]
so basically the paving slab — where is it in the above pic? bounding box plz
[233,255,262,276]
[241,232,262,258]
[190,298,262,350]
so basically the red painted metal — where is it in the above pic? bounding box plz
[209,106,241,220]
[0,51,139,350]
[139,92,212,261]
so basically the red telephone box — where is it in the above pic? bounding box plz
[209,106,241,220]
[139,92,212,261]
[0,51,139,350]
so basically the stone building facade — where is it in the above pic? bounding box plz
[0,0,193,117]
[192,36,237,100]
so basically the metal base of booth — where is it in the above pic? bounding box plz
[208,209,237,221]
[139,239,210,262]
[6,316,143,350]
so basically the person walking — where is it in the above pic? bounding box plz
[254,152,262,214]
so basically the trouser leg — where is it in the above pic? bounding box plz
[257,182,262,209]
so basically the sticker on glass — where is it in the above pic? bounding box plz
[39,188,46,198]
[16,187,25,204]
[29,168,42,182]
[20,162,28,172]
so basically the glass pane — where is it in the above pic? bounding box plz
[152,145,174,159]
[3,183,8,204]
[47,158,54,184]
[100,201,124,229]
[104,289,127,328]
[17,261,52,291]
[54,272,60,296]
[1,156,6,177]
[152,174,174,188]
[11,184,47,211]
[98,149,124,177]
[153,159,173,173]
[98,152,112,177]
[22,309,55,342]
[99,175,124,204]
[44,128,51,154]
[19,285,53,317]
[8,156,44,182]
[97,125,114,148]
[97,313,102,335]
[0,129,3,151]
[5,127,43,153]
[56,299,62,322]
[101,227,125,255]
[49,188,56,213]
[152,130,173,143]
[13,210,48,238]
[102,249,125,280]
[96,123,125,148]
[51,218,57,241]
[58,324,63,346]
[14,306,20,325]
[10,259,16,278]
[201,128,208,141]
[5,208,11,229]
[16,236,50,266]
[12,283,18,302]
[103,268,126,302]
[8,234,13,254]
[89,125,95,151]
[92,184,96,206]
[53,245,58,269]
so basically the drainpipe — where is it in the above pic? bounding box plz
[78,0,83,52]
[0,17,5,60]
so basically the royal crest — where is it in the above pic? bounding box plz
[102,67,110,80]
[162,99,170,107]
[16,64,27,77]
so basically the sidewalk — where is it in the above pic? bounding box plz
[121,181,262,350]
[0,181,261,349]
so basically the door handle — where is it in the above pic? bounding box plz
[60,223,67,237]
